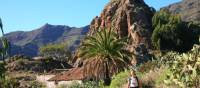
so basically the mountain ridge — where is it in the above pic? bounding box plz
[163,0,200,22]
[5,24,89,57]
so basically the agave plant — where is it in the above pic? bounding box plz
[79,29,132,85]
[0,18,10,63]
[0,18,10,84]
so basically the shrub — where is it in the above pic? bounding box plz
[164,45,200,87]
[138,61,157,73]
[82,81,99,88]
[7,55,30,62]
[109,70,129,88]
[29,81,45,88]
[152,10,199,52]
[0,77,19,88]
[16,58,29,65]
[39,42,71,62]
[58,81,100,88]
[0,62,6,79]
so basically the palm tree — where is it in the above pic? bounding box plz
[79,29,132,85]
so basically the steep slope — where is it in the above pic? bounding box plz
[74,0,155,64]
[163,0,200,22]
[5,24,89,57]
[90,0,154,50]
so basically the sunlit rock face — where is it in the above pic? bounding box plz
[74,0,155,65]
[90,0,154,48]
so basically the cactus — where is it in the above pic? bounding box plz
[164,45,200,87]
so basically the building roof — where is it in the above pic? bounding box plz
[48,67,84,81]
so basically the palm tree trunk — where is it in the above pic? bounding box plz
[104,62,111,86]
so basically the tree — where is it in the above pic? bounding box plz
[79,29,131,85]
[39,43,71,64]
[152,10,199,52]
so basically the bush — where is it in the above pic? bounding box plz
[152,10,199,52]
[164,45,200,87]
[0,62,6,79]
[28,81,45,88]
[138,61,157,73]
[0,77,19,88]
[7,55,31,63]
[16,58,29,65]
[39,43,71,62]
[57,81,101,88]
[109,70,129,88]
[82,81,99,88]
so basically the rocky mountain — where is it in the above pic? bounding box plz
[5,24,89,57]
[74,0,155,64]
[163,0,200,22]
[90,0,154,48]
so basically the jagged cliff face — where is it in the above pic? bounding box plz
[89,0,154,53]
[163,0,200,22]
[73,0,154,65]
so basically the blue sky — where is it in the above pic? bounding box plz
[0,0,181,33]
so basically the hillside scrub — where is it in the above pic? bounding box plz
[0,18,18,88]
[39,42,71,62]
[152,10,200,52]
[6,56,72,73]
[109,70,129,88]
[163,45,200,87]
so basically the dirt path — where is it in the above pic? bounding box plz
[36,75,56,88]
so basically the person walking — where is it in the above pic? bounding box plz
[127,70,142,88]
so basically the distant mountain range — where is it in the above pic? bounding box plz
[5,23,89,57]
[163,0,200,22]
[5,0,200,57]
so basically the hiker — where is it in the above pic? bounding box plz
[127,70,142,88]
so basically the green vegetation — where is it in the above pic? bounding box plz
[0,77,19,88]
[0,18,10,62]
[109,70,129,88]
[0,18,46,88]
[0,18,20,88]
[57,81,104,88]
[39,42,71,62]
[0,2,200,88]
[151,16,200,87]
[164,45,200,87]
[152,10,200,52]
[79,29,131,85]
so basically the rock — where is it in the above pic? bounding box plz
[90,0,154,47]
[88,0,155,63]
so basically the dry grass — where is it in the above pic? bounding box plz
[140,66,179,88]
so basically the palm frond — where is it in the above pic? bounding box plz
[79,28,132,80]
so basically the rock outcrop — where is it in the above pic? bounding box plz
[90,0,154,61]
[163,0,200,22]
[74,0,155,64]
